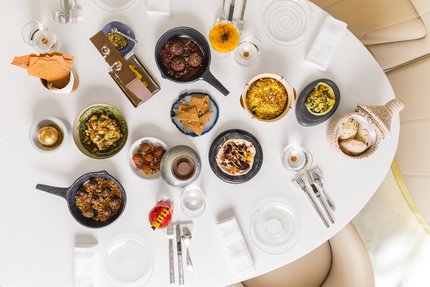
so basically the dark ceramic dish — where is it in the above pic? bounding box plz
[73,104,128,159]
[36,171,126,228]
[209,129,263,184]
[170,92,219,137]
[102,21,136,57]
[295,79,340,126]
[155,26,229,96]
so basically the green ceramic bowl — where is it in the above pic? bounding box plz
[73,104,128,159]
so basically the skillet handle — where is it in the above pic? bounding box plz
[36,184,68,199]
[202,71,230,96]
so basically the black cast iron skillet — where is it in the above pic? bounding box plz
[155,26,230,96]
[36,170,126,228]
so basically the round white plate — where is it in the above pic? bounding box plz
[262,0,311,47]
[128,137,168,179]
[93,0,140,12]
[249,198,299,254]
[103,234,154,287]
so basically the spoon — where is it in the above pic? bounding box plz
[110,26,138,44]
[181,227,193,271]
[312,171,336,211]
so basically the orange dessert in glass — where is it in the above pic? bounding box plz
[209,21,240,53]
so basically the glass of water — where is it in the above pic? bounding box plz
[180,186,206,218]
[22,21,60,54]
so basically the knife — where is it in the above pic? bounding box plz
[228,0,235,21]
[305,171,335,224]
[176,224,184,286]
[237,0,247,31]
[167,224,175,285]
[296,177,329,228]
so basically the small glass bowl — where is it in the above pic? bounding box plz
[234,36,261,65]
[282,145,312,172]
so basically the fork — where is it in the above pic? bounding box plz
[296,177,330,228]
[182,227,193,271]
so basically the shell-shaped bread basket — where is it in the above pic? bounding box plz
[327,98,404,159]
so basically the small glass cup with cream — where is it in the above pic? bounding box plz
[234,36,261,65]
[282,145,312,172]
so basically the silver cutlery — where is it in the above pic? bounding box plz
[236,0,247,31]
[305,171,335,224]
[62,0,70,23]
[296,177,330,228]
[167,224,175,285]
[176,224,184,285]
[70,0,83,23]
[110,27,138,44]
[182,227,193,272]
[228,0,235,21]
[311,170,335,211]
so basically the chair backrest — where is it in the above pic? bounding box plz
[386,56,430,233]
[322,223,375,287]
[227,222,374,287]
[243,241,332,287]
[310,0,426,45]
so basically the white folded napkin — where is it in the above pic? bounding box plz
[146,0,170,15]
[74,240,97,287]
[216,215,254,276]
[305,15,347,71]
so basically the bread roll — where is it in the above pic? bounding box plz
[356,125,370,144]
[339,138,368,156]
[339,118,359,140]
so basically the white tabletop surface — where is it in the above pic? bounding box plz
[0,0,399,287]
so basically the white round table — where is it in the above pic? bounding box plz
[0,0,399,286]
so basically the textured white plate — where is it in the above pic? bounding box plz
[250,198,299,254]
[103,234,153,287]
[93,0,140,12]
[262,0,311,47]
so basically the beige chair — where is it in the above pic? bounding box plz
[312,0,430,235]
[310,0,430,71]
[385,56,430,233]
[226,222,374,287]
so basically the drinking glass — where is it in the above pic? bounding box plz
[282,145,313,172]
[234,36,261,65]
[22,21,60,54]
[181,186,206,218]
[209,20,240,59]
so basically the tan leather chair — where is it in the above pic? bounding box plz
[310,0,430,71]
[385,56,430,233]
[226,222,374,287]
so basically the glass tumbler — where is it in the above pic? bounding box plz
[22,21,60,54]
[181,186,206,218]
